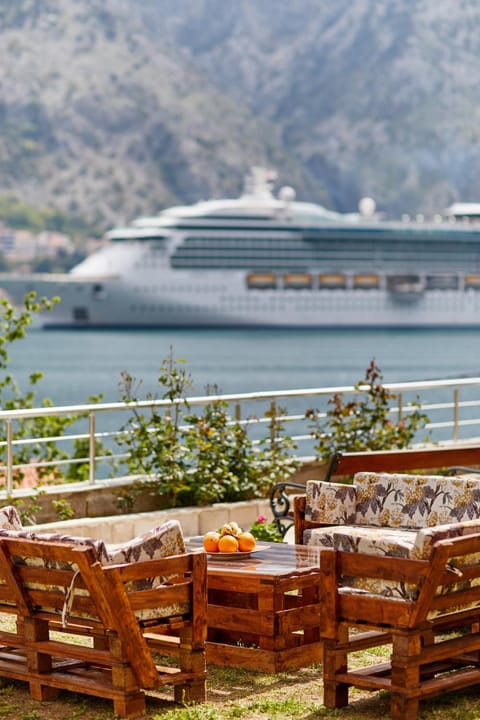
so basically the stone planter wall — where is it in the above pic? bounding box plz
[30,498,271,544]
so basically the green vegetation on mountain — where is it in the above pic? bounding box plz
[0,0,478,230]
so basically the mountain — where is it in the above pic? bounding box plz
[0,0,479,229]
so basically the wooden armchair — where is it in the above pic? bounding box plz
[0,534,207,719]
[319,533,480,720]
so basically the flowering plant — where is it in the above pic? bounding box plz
[249,515,284,543]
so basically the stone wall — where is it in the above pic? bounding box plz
[30,498,271,544]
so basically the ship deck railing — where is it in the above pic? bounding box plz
[0,376,479,493]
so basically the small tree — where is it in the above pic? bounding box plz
[0,292,108,494]
[117,351,192,507]
[117,351,300,509]
[307,360,429,460]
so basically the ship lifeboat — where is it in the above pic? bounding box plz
[246,272,277,289]
[387,274,425,301]
[353,274,379,289]
[283,273,312,289]
[465,274,480,290]
[318,273,346,289]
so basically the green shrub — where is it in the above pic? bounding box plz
[307,359,429,460]
[117,350,299,508]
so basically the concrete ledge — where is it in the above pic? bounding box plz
[30,498,272,544]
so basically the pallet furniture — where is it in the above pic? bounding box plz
[294,470,480,551]
[270,443,480,537]
[187,539,323,672]
[293,471,480,717]
[319,534,480,719]
[0,527,207,718]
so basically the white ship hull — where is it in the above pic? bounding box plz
[1,269,480,328]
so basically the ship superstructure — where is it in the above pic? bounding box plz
[1,168,480,328]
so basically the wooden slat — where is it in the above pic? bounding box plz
[114,552,194,581]
[277,602,322,634]
[336,550,429,584]
[127,582,190,611]
[0,543,33,616]
[192,551,207,648]
[91,562,159,688]
[207,604,274,634]
[337,593,414,627]
[419,666,480,699]
[329,445,480,477]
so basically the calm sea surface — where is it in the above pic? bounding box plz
[7,327,480,407]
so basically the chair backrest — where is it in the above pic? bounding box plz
[354,471,480,528]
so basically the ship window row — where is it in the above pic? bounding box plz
[171,248,480,264]
[180,236,480,255]
[170,258,480,273]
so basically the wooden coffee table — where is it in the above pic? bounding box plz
[186,540,322,672]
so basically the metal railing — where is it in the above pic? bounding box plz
[1,375,480,493]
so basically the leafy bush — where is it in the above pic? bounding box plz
[117,349,299,508]
[306,359,429,460]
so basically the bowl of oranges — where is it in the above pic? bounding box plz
[203,521,258,558]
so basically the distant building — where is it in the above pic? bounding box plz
[35,231,74,257]
[0,224,15,255]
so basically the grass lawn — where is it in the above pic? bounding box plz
[3,653,480,720]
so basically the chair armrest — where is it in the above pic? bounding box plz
[294,494,307,545]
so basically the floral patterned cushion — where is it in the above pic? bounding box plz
[303,474,480,610]
[305,524,416,557]
[413,518,480,560]
[0,521,188,623]
[306,524,419,599]
[0,506,22,531]
[105,520,189,620]
[354,472,480,528]
[0,528,110,563]
[305,480,356,524]
[106,519,185,566]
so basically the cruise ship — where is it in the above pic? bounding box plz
[2,168,480,328]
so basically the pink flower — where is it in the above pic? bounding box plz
[256,514,267,523]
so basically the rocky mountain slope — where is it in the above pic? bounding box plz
[1,0,479,229]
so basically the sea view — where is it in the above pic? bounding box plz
[8,326,480,407]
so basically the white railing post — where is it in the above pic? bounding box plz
[6,420,13,494]
[397,392,403,423]
[453,387,459,441]
[89,412,96,484]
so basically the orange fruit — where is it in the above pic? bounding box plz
[203,531,220,553]
[218,534,239,553]
[238,531,256,552]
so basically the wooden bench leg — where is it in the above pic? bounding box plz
[390,631,421,720]
[23,617,60,702]
[109,636,147,719]
[113,693,147,720]
[177,628,206,703]
[28,682,60,701]
[322,626,349,709]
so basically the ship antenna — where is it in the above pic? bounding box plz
[243,167,277,199]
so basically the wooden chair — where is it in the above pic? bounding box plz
[319,534,480,720]
[0,535,207,718]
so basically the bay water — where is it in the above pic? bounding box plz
[7,326,480,407]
